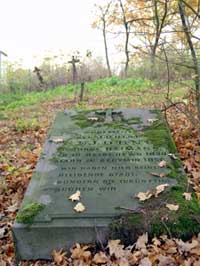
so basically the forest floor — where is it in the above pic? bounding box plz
[0,80,200,265]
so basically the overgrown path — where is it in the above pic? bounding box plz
[0,94,200,265]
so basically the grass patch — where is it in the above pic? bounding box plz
[0,77,191,112]
[14,118,41,132]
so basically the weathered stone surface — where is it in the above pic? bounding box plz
[13,108,200,261]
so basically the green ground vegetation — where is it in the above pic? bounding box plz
[0,77,190,114]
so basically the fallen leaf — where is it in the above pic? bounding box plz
[156,254,175,266]
[68,190,81,202]
[108,239,125,258]
[190,247,200,255]
[175,239,199,252]
[166,204,179,211]
[136,233,148,250]
[167,247,177,254]
[155,184,169,197]
[71,243,91,261]
[88,117,98,121]
[0,227,6,239]
[183,192,192,201]
[168,153,178,160]
[74,202,86,213]
[50,136,64,143]
[147,118,158,124]
[150,172,166,178]
[51,249,68,265]
[93,251,108,264]
[136,191,153,201]
[7,203,18,212]
[158,160,167,168]
[139,257,152,266]
[152,237,161,247]
[191,171,200,180]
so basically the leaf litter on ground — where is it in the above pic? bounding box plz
[1,98,200,265]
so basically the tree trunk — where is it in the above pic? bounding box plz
[178,0,200,120]
[103,19,112,77]
[124,23,130,78]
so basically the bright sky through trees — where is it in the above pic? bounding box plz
[0,0,111,67]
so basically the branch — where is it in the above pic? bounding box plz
[182,0,200,18]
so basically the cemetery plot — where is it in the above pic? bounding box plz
[13,108,200,261]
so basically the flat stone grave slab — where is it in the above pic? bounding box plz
[13,108,200,261]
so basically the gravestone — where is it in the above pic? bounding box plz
[13,108,200,261]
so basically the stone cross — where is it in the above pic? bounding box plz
[68,56,80,84]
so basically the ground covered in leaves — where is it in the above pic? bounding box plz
[0,95,200,265]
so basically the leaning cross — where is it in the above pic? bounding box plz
[95,109,122,123]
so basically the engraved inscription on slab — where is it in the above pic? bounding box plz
[13,108,180,260]
[24,109,175,222]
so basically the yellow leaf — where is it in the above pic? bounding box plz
[183,192,192,201]
[68,190,81,202]
[155,184,169,197]
[166,204,179,211]
[74,202,86,213]
[136,191,153,201]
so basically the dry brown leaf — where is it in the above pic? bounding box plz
[167,247,177,254]
[192,171,200,180]
[152,237,161,247]
[108,239,125,258]
[156,254,175,266]
[52,249,68,265]
[136,233,148,250]
[136,191,153,201]
[158,160,167,168]
[68,190,81,202]
[139,257,152,266]
[7,203,18,212]
[119,257,129,266]
[190,247,200,256]
[71,243,91,261]
[155,184,169,197]
[74,202,86,213]
[175,239,199,252]
[0,227,6,239]
[150,172,166,178]
[93,251,108,264]
[183,192,192,201]
[166,204,179,211]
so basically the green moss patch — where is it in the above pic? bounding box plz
[16,202,45,224]
[110,175,200,243]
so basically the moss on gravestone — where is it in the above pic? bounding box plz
[16,202,45,224]
[109,186,200,243]
[109,111,200,243]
